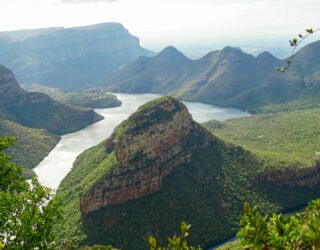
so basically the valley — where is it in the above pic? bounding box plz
[0,10,319,249]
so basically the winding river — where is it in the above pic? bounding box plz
[34,93,250,190]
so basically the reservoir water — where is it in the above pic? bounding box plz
[34,93,250,190]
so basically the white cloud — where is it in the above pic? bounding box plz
[62,0,118,3]
[0,0,318,49]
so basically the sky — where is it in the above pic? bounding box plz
[0,0,319,54]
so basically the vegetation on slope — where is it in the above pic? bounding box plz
[204,108,320,171]
[254,97,320,114]
[204,107,320,224]
[0,115,59,178]
[56,141,112,242]
[23,84,121,109]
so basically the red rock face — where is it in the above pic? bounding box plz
[254,164,320,187]
[80,100,200,213]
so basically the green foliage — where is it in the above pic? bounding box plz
[148,222,201,250]
[237,199,320,250]
[0,136,63,249]
[0,117,59,175]
[276,27,319,72]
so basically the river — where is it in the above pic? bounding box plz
[34,93,250,190]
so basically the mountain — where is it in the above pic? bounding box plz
[101,41,320,112]
[0,23,153,89]
[102,46,196,93]
[0,64,102,135]
[56,97,276,249]
[101,46,281,107]
[230,40,320,111]
[57,97,320,249]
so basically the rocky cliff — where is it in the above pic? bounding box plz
[80,97,211,212]
[0,23,153,89]
[254,163,320,187]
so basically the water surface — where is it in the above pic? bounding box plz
[34,93,250,190]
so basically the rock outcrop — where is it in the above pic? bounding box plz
[80,97,212,213]
[254,163,320,187]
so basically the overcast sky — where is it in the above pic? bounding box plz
[0,0,319,50]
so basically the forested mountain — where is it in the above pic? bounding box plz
[0,23,153,89]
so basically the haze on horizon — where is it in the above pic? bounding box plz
[0,0,319,55]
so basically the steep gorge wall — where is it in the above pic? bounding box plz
[254,163,320,187]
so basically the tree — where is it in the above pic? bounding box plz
[276,28,320,72]
[148,221,202,250]
[0,137,62,250]
[237,199,320,249]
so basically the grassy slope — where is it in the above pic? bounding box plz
[0,117,59,178]
[204,108,320,171]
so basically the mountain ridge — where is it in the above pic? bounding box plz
[100,40,320,112]
[0,22,154,89]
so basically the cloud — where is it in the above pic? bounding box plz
[62,0,119,3]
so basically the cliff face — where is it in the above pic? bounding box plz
[0,23,153,89]
[80,97,211,213]
[255,164,320,187]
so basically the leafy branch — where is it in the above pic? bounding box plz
[276,27,320,72]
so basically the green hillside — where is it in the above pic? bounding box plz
[203,107,320,171]
[0,115,59,178]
